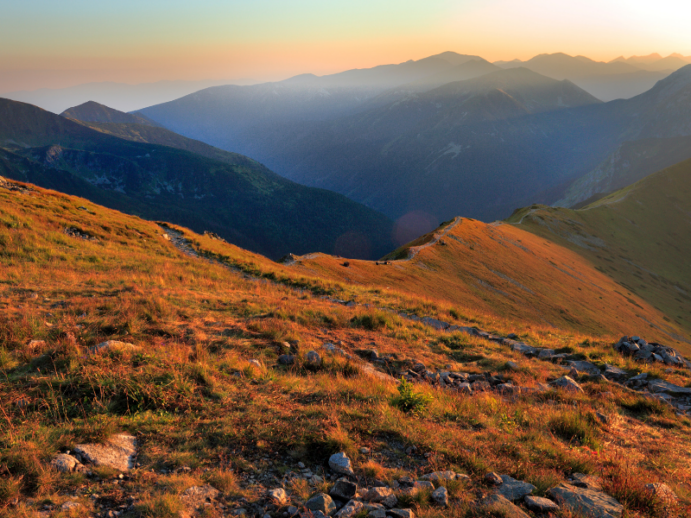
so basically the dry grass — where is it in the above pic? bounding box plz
[0,182,690,517]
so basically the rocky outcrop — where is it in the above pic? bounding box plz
[615,336,691,369]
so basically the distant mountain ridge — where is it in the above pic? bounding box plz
[61,101,162,127]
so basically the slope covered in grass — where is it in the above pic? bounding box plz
[509,157,691,343]
[1,177,690,518]
[288,216,687,351]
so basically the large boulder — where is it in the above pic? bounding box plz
[548,483,623,518]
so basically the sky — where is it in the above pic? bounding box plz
[2,0,690,93]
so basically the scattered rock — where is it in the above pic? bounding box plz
[334,500,364,518]
[524,495,560,513]
[548,483,623,518]
[364,487,397,507]
[412,481,434,491]
[329,452,354,477]
[89,340,138,354]
[306,350,322,366]
[485,472,503,486]
[388,509,415,518]
[74,434,137,472]
[569,473,602,491]
[644,483,678,505]
[180,485,220,513]
[330,479,357,500]
[248,359,262,369]
[61,501,82,511]
[422,470,457,482]
[430,486,448,507]
[268,488,288,506]
[305,493,337,516]
[50,454,84,473]
[278,354,295,366]
[505,361,520,371]
[549,376,584,393]
[478,494,531,518]
[495,475,535,501]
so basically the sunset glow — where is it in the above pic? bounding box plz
[2,0,690,92]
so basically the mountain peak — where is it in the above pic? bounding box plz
[61,101,161,127]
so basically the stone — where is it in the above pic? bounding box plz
[570,473,602,491]
[647,379,691,395]
[61,500,82,512]
[334,500,364,518]
[248,359,262,369]
[644,483,678,505]
[524,495,560,512]
[549,376,584,393]
[387,509,415,518]
[287,506,299,516]
[329,452,355,476]
[365,487,397,507]
[89,340,138,354]
[548,483,623,518]
[603,365,627,378]
[457,383,472,394]
[505,361,520,370]
[421,470,456,482]
[330,479,357,500]
[74,434,137,472]
[472,380,491,392]
[181,485,220,512]
[306,350,322,366]
[27,339,46,351]
[268,488,289,506]
[305,493,337,516]
[430,486,448,507]
[360,447,370,454]
[478,494,531,518]
[50,453,83,473]
[495,475,536,501]
[538,349,555,359]
[278,355,295,365]
[484,472,503,486]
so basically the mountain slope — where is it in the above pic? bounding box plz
[511,157,691,339]
[61,100,161,126]
[2,173,690,518]
[555,137,691,207]
[228,68,604,224]
[0,98,397,259]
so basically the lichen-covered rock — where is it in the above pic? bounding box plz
[644,483,678,505]
[330,479,357,500]
[268,488,288,506]
[431,486,448,507]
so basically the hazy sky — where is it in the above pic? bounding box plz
[2,0,690,92]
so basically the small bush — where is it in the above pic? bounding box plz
[391,378,433,415]
[548,411,600,449]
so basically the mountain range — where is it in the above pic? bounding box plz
[0,98,398,259]
[139,54,691,231]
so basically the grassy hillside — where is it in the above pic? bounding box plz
[1,177,690,517]
[0,98,397,260]
[509,157,691,340]
[288,216,688,351]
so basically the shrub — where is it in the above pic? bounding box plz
[391,378,433,415]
